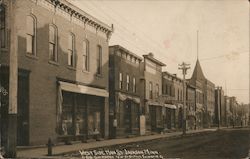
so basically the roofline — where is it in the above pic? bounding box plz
[143,54,166,66]
[162,71,182,81]
[109,45,143,61]
[49,0,113,32]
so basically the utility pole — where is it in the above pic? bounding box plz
[6,0,18,158]
[178,62,190,135]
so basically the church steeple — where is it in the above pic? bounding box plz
[197,30,199,60]
[191,30,206,81]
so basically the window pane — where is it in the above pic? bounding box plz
[49,43,55,61]
[27,16,34,35]
[68,34,73,50]
[26,34,33,54]
[68,50,73,66]
[49,26,55,43]
[97,45,102,74]
[83,55,87,70]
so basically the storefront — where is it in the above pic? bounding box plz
[115,92,140,137]
[164,104,176,130]
[57,81,108,142]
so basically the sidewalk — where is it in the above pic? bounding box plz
[17,128,217,158]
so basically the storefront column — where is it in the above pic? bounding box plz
[104,97,109,139]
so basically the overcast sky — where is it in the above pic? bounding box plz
[72,0,249,104]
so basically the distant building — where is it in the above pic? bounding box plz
[188,59,215,129]
[109,45,142,138]
[186,84,196,130]
[0,0,112,146]
[215,87,225,127]
[141,53,166,133]
[162,72,181,130]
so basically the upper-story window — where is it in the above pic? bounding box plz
[126,75,130,91]
[26,15,36,55]
[49,25,57,62]
[68,33,75,67]
[149,82,153,99]
[82,40,89,71]
[119,73,123,89]
[132,77,136,93]
[156,84,159,98]
[0,5,6,48]
[96,45,102,75]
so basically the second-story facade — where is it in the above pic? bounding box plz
[141,53,166,133]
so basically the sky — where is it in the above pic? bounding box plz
[72,0,249,104]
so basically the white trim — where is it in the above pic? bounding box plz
[59,81,109,97]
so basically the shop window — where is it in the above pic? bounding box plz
[26,15,36,55]
[49,25,57,62]
[0,5,6,48]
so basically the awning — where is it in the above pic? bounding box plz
[164,104,177,109]
[118,92,140,104]
[59,81,109,97]
[148,101,164,107]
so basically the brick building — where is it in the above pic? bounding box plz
[0,0,112,146]
[141,53,166,133]
[186,84,196,130]
[109,45,142,138]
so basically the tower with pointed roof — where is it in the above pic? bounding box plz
[188,31,215,129]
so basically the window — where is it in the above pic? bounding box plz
[0,5,5,48]
[68,33,75,67]
[156,84,159,98]
[96,45,102,75]
[132,77,136,93]
[119,73,123,89]
[82,40,89,71]
[26,15,36,55]
[49,25,57,61]
[149,82,153,99]
[126,75,130,91]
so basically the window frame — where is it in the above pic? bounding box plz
[49,24,58,62]
[96,45,102,75]
[126,75,130,91]
[26,14,37,56]
[132,77,136,93]
[119,72,123,89]
[82,40,89,71]
[68,33,75,67]
[149,82,153,99]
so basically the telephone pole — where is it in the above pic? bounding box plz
[178,62,190,135]
[6,0,18,158]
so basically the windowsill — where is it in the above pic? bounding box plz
[95,73,103,78]
[82,70,90,74]
[26,53,39,60]
[0,48,8,52]
[48,60,59,66]
[67,65,76,71]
